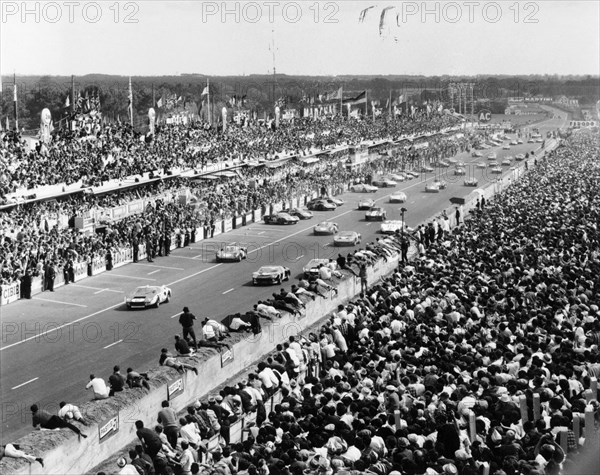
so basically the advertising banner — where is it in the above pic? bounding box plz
[98,413,119,443]
[0,281,21,306]
[92,256,106,275]
[220,347,234,368]
[167,376,185,400]
[73,261,88,282]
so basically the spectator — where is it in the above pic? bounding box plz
[108,365,126,397]
[179,307,199,350]
[0,444,44,467]
[86,374,110,400]
[157,401,179,449]
[30,404,87,438]
[58,401,88,425]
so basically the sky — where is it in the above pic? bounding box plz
[1,1,599,76]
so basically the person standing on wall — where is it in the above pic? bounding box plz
[179,307,199,350]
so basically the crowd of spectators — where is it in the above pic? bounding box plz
[0,114,465,287]
[85,132,600,475]
[1,112,461,199]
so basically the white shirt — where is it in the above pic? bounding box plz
[180,422,201,446]
[58,403,80,420]
[258,367,279,389]
[86,377,109,396]
[319,266,332,280]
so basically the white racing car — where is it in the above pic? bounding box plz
[357,198,376,210]
[125,285,172,309]
[380,220,411,235]
[350,183,378,193]
[389,191,407,203]
[334,231,362,246]
[216,245,248,262]
[314,221,339,235]
[365,207,387,221]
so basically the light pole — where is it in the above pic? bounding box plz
[400,207,407,237]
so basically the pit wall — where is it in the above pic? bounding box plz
[1,254,400,475]
[1,141,559,475]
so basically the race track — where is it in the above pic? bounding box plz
[0,114,566,441]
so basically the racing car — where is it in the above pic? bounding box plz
[252,266,291,285]
[357,198,376,210]
[333,231,362,246]
[263,212,300,225]
[314,221,339,235]
[365,207,387,221]
[125,285,172,309]
[389,191,407,203]
[216,245,248,262]
[350,183,378,193]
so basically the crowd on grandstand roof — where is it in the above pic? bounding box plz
[77,132,600,475]
[0,113,467,287]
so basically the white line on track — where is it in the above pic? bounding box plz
[33,297,88,307]
[170,255,205,260]
[237,234,275,239]
[170,313,180,319]
[72,284,122,293]
[135,263,184,271]
[148,270,160,275]
[167,264,223,287]
[12,377,38,390]
[295,255,304,261]
[110,274,156,281]
[222,288,235,295]
[103,339,123,349]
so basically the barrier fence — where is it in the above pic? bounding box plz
[0,191,304,306]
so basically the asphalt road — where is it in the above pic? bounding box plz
[0,113,566,442]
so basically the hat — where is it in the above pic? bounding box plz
[117,457,127,468]
[397,437,410,448]
[386,385,396,391]
[216,395,223,402]
[324,424,336,431]
[208,395,216,403]
[443,463,458,475]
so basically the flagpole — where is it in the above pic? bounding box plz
[389,90,392,117]
[365,89,368,119]
[152,83,155,108]
[71,75,75,115]
[13,72,18,131]
[207,78,211,126]
[340,85,343,119]
[128,76,133,127]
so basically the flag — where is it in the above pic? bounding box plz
[351,91,367,105]
[64,95,70,108]
[201,86,209,96]
[85,92,91,112]
[157,97,163,108]
[328,86,343,101]
[13,83,17,102]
